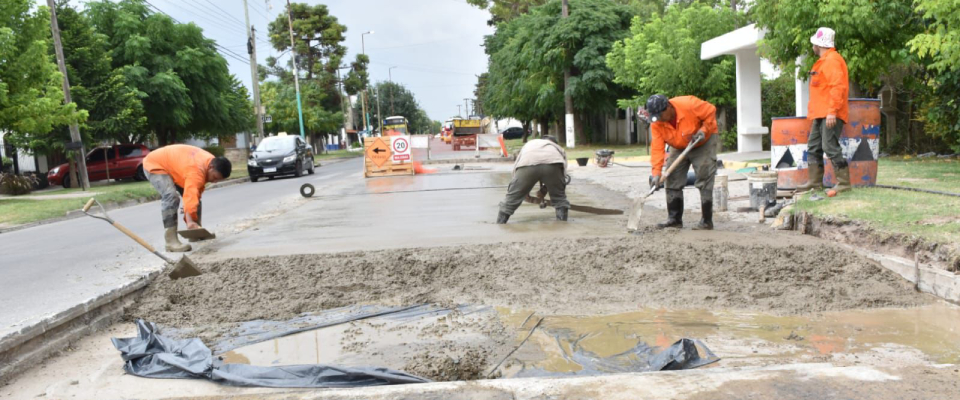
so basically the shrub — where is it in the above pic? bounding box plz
[203,145,225,157]
[0,157,12,173]
[0,173,39,196]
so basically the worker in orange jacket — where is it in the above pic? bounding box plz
[142,144,232,252]
[643,94,719,230]
[797,27,851,196]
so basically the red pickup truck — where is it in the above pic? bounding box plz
[47,144,151,187]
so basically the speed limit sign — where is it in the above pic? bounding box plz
[391,136,411,163]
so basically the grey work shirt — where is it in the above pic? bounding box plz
[513,139,567,175]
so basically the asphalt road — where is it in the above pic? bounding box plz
[0,157,361,339]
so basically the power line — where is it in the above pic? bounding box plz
[142,0,249,65]
[199,0,248,27]
[170,0,246,36]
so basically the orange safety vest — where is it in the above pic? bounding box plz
[650,96,718,176]
[807,48,849,122]
[143,144,213,221]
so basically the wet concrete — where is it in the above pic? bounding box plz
[195,166,633,262]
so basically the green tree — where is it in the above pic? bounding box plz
[606,3,741,109]
[908,0,960,152]
[87,0,252,145]
[267,2,346,111]
[353,81,433,134]
[343,54,369,96]
[54,0,146,145]
[482,0,635,143]
[261,80,341,137]
[752,0,920,92]
[0,0,85,153]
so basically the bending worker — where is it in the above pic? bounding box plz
[644,94,719,230]
[796,27,851,196]
[143,144,232,252]
[497,136,570,224]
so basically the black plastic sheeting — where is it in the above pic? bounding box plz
[112,320,430,388]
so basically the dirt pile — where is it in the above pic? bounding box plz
[403,348,492,381]
[129,233,928,333]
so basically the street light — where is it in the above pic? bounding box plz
[389,66,398,115]
[359,31,374,134]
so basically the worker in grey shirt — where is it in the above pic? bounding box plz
[497,136,570,224]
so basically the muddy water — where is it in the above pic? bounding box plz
[217,302,960,381]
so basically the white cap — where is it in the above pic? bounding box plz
[810,27,835,48]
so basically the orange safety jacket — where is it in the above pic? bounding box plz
[142,144,213,222]
[650,96,718,176]
[807,48,849,122]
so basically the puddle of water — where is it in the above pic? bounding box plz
[218,302,960,380]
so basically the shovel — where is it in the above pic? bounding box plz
[626,135,703,232]
[82,198,202,280]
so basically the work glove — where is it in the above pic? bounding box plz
[649,175,662,189]
[691,131,705,145]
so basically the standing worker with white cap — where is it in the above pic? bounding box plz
[797,27,851,196]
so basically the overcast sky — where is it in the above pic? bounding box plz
[144,0,494,124]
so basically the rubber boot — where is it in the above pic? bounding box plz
[496,211,510,224]
[164,227,191,252]
[827,161,852,196]
[796,161,823,192]
[656,190,683,229]
[556,207,568,221]
[692,201,713,230]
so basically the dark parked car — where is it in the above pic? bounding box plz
[500,126,525,139]
[47,144,151,187]
[247,135,315,182]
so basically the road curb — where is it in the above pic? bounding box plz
[0,177,251,235]
[421,156,516,165]
[0,269,161,385]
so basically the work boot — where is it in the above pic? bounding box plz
[656,191,683,229]
[796,161,823,192]
[496,211,510,224]
[828,160,852,196]
[164,227,191,252]
[692,201,713,230]
[556,207,568,221]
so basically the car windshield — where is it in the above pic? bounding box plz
[257,137,295,152]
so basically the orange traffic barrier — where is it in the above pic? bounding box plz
[413,161,437,174]
[498,135,508,157]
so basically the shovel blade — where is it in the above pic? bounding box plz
[168,256,202,280]
[626,196,646,232]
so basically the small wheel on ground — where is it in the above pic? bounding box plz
[134,165,146,181]
[294,161,303,177]
[300,183,315,198]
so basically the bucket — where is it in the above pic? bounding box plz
[714,174,729,212]
[576,157,589,167]
[595,150,614,168]
[747,171,777,209]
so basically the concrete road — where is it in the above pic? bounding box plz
[0,157,361,339]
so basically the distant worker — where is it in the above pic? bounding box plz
[143,144,232,252]
[497,136,570,224]
[797,27,851,196]
[644,94,719,230]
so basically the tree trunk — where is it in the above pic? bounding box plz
[521,120,530,143]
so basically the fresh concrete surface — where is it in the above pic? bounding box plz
[0,159,360,343]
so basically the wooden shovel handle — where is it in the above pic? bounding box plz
[82,198,96,212]
[661,136,703,177]
[112,222,156,252]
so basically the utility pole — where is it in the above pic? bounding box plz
[464,98,470,117]
[243,0,264,145]
[336,66,351,147]
[457,105,462,117]
[562,0,575,148]
[389,66,397,116]
[375,86,382,136]
[285,0,305,139]
[47,0,89,190]
[361,31,374,134]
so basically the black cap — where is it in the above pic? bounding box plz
[645,94,669,122]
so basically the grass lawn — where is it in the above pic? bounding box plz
[315,150,362,163]
[503,138,650,160]
[794,157,960,244]
[0,181,157,226]
[0,167,250,227]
